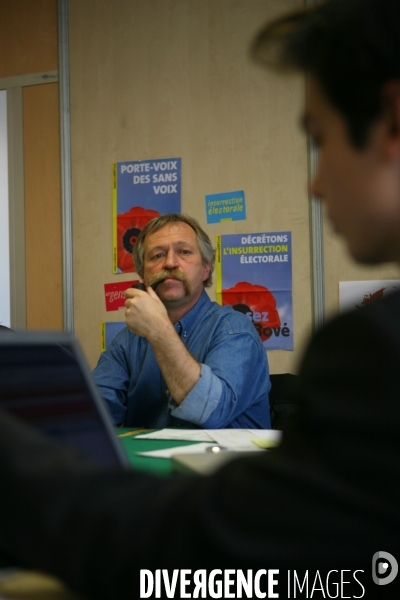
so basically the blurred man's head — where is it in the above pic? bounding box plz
[251,0,400,265]
[251,0,400,148]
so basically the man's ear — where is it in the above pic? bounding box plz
[381,81,400,157]
[202,263,211,282]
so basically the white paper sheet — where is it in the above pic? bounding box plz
[137,442,216,459]
[135,428,281,446]
[135,429,214,442]
[206,429,281,448]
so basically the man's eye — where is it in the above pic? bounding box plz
[180,249,191,255]
[151,253,164,260]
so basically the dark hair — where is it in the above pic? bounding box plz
[251,0,400,148]
[133,213,215,287]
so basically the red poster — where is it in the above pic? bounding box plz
[104,280,139,311]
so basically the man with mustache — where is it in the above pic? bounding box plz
[93,213,271,429]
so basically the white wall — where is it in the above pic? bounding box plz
[0,89,10,327]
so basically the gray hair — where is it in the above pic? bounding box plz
[133,213,215,287]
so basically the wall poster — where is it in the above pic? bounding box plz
[113,158,181,273]
[216,231,293,350]
[339,279,400,314]
[205,190,246,224]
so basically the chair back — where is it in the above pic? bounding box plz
[269,373,299,429]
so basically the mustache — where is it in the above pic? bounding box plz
[149,269,191,296]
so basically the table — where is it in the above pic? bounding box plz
[117,428,201,476]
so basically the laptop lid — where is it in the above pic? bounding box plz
[0,331,129,468]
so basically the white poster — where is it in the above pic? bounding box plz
[339,280,400,314]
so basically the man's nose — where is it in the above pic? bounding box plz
[164,249,178,268]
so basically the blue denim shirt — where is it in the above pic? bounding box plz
[93,290,271,429]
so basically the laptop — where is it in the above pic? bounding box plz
[0,331,129,468]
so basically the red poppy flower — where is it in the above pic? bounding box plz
[221,281,281,342]
[117,207,160,273]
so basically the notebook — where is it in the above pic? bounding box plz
[0,331,129,468]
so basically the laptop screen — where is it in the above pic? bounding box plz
[0,332,129,468]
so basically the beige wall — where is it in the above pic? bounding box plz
[68,0,312,371]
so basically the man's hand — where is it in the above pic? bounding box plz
[124,286,201,404]
[124,286,170,339]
